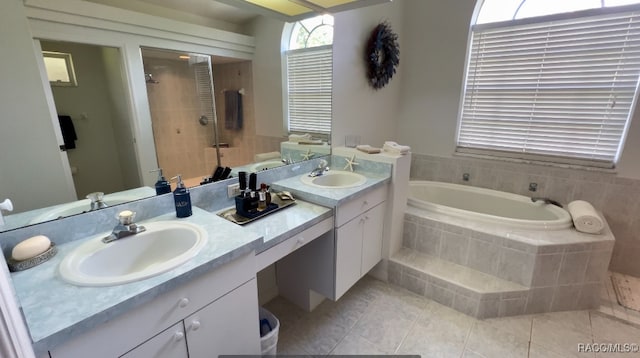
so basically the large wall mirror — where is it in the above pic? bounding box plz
[1,7,332,232]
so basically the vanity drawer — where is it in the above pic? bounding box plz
[335,184,387,227]
[50,252,255,358]
[255,217,333,271]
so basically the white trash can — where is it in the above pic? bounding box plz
[259,307,279,356]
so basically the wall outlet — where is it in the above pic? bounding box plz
[227,183,241,198]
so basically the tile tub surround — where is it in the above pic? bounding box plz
[389,206,614,318]
[410,152,640,277]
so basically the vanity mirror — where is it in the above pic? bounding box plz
[0,9,332,232]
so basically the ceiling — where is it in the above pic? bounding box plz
[85,0,260,27]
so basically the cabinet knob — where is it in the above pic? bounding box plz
[174,331,184,341]
[178,298,190,308]
[191,320,201,331]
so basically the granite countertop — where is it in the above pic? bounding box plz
[11,196,335,355]
[271,170,391,208]
[11,207,262,354]
[237,200,333,254]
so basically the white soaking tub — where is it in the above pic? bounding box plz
[408,181,572,230]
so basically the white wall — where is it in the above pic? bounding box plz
[0,0,76,214]
[396,0,640,179]
[331,1,405,147]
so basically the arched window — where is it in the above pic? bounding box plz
[457,0,640,168]
[284,15,333,137]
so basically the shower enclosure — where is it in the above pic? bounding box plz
[141,47,221,187]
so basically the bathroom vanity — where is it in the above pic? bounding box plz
[3,155,396,357]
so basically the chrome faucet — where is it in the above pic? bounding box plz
[531,197,563,208]
[102,210,146,243]
[309,159,329,177]
[87,192,108,211]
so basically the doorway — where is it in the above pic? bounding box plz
[40,40,140,199]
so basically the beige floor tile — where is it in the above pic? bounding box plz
[276,332,313,356]
[465,320,529,358]
[287,311,352,356]
[590,312,640,343]
[532,313,594,358]
[329,332,390,355]
[462,349,487,358]
[350,301,416,353]
[529,343,572,358]
[397,317,469,358]
[480,314,533,341]
[537,310,592,335]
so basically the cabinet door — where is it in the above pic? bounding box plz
[120,322,188,358]
[361,203,385,274]
[335,216,364,299]
[185,279,260,358]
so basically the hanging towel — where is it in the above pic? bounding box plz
[224,90,243,130]
[567,200,604,234]
[57,115,77,150]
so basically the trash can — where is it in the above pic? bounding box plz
[259,307,279,356]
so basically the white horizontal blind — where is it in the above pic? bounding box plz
[458,9,640,167]
[286,45,333,135]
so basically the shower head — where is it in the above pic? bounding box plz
[145,73,159,84]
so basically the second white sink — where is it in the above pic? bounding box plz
[59,221,208,286]
[300,171,367,189]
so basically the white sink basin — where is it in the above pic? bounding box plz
[300,171,367,189]
[250,160,285,172]
[59,221,208,286]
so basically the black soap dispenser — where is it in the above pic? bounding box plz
[172,175,192,218]
[151,168,171,195]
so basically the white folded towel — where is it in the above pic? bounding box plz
[356,144,381,154]
[288,133,312,142]
[567,200,604,234]
[254,151,281,162]
[383,141,411,155]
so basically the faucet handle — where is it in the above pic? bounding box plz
[117,210,136,225]
[86,192,105,202]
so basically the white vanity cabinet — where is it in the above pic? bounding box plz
[120,322,188,358]
[334,185,386,299]
[49,253,260,358]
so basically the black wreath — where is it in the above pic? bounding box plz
[366,22,400,90]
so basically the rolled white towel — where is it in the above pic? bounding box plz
[567,200,604,234]
[254,151,281,162]
[383,141,410,154]
[356,144,381,154]
[288,133,312,142]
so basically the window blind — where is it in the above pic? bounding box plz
[458,9,640,167]
[286,45,333,135]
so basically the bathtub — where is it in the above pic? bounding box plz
[408,181,572,230]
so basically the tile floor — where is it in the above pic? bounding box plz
[264,276,640,357]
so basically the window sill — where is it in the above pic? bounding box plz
[452,151,618,174]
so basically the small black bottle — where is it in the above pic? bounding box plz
[172,175,192,218]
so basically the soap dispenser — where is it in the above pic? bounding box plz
[151,168,171,195]
[172,175,192,218]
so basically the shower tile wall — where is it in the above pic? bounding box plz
[212,61,281,167]
[145,57,215,181]
[410,153,640,277]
